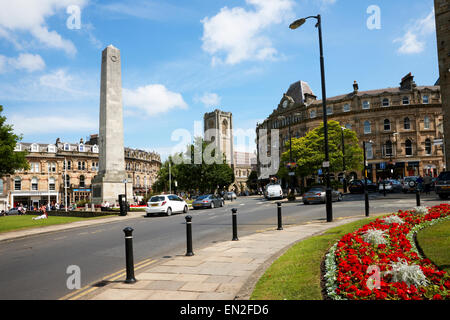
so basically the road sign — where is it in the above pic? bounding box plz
[318,169,323,175]
[288,172,295,176]
[434,139,443,146]
[322,161,330,168]
[380,162,386,170]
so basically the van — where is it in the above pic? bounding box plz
[265,184,283,200]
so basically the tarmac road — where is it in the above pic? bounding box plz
[0,192,447,300]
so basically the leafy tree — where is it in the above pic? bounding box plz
[278,120,363,183]
[154,137,234,194]
[246,170,258,191]
[0,106,29,176]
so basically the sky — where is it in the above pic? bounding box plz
[0,0,439,161]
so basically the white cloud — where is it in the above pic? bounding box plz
[201,0,294,65]
[10,53,46,72]
[39,69,73,91]
[394,9,435,55]
[0,0,88,55]
[123,84,188,116]
[8,114,97,135]
[0,53,46,73]
[395,31,425,54]
[195,92,221,108]
[0,68,97,102]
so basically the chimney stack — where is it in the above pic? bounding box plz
[353,80,359,93]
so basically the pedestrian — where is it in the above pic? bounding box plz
[416,175,424,193]
[423,174,432,195]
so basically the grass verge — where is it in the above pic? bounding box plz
[0,215,116,234]
[250,216,381,300]
[416,218,450,273]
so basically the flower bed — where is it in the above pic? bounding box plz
[324,204,450,300]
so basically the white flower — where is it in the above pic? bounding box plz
[362,229,388,245]
[383,215,404,225]
[412,206,429,215]
[385,258,429,287]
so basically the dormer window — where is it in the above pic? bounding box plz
[48,144,56,153]
[343,104,351,112]
[31,144,39,152]
[79,144,85,152]
[422,95,429,104]
[310,110,316,118]
[64,143,70,151]
[14,144,22,152]
[92,145,99,153]
[382,98,390,107]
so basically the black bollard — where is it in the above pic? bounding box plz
[232,208,238,241]
[185,215,194,256]
[416,189,421,207]
[277,202,283,230]
[123,227,136,283]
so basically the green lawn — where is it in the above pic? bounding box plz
[416,219,450,273]
[250,217,380,300]
[0,214,115,234]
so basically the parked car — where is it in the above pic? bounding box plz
[435,171,450,200]
[348,180,377,193]
[223,192,237,200]
[302,186,343,204]
[264,184,284,200]
[192,194,224,209]
[6,207,24,215]
[402,176,420,193]
[145,194,188,216]
[378,179,403,193]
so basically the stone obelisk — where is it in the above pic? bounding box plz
[92,45,131,205]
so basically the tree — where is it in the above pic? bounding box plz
[246,171,258,191]
[0,105,29,176]
[154,137,235,194]
[279,120,363,185]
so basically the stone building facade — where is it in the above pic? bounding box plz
[435,0,450,168]
[256,74,444,185]
[1,134,161,209]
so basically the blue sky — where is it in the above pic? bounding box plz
[0,0,438,160]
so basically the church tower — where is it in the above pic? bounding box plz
[203,109,234,166]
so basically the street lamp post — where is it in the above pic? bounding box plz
[290,14,333,222]
[341,127,347,194]
[363,140,373,217]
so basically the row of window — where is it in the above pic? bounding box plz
[13,175,153,191]
[359,116,431,134]
[309,95,430,119]
[15,144,99,153]
[365,139,434,159]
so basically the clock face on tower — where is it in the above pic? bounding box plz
[282,100,288,108]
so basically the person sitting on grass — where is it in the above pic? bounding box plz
[32,205,48,220]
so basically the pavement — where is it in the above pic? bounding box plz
[0,210,144,243]
[59,211,387,301]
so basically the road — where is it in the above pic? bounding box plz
[0,192,447,300]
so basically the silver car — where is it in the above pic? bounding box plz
[302,186,343,204]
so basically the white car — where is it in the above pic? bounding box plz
[145,194,189,216]
[265,184,284,200]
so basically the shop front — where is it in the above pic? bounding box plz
[10,191,59,210]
